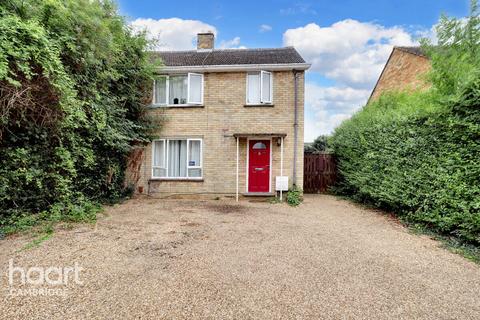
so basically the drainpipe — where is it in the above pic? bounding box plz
[236,137,239,202]
[292,70,299,186]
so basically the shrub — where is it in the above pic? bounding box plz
[286,187,303,207]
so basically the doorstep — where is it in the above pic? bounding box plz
[243,192,275,197]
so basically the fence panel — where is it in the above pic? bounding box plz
[303,153,337,193]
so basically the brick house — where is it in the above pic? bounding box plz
[132,33,310,200]
[368,46,431,102]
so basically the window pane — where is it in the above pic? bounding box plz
[154,77,166,104]
[252,142,266,150]
[188,74,202,104]
[169,76,187,105]
[168,140,187,177]
[261,72,271,103]
[188,168,202,177]
[247,73,260,104]
[153,140,165,167]
[188,140,201,166]
[153,168,166,177]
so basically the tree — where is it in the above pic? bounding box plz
[0,0,158,230]
[305,135,331,153]
[422,0,480,96]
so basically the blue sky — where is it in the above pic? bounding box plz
[119,0,470,141]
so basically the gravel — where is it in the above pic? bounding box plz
[1,195,479,319]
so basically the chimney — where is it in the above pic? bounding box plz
[197,32,214,50]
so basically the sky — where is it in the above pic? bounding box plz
[118,0,470,142]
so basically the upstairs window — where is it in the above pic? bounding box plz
[153,73,204,106]
[246,71,272,104]
[168,75,187,105]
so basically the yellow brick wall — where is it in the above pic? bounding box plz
[134,70,304,196]
[370,48,431,101]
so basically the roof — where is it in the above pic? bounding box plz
[396,46,428,58]
[151,47,306,67]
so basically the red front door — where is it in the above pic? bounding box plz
[248,140,270,193]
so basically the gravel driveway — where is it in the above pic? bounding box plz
[1,195,480,319]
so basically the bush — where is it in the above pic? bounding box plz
[286,187,303,207]
[331,3,480,244]
[0,0,157,232]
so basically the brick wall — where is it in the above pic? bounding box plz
[370,48,431,101]
[133,70,305,196]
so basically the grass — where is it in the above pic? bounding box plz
[1,203,101,251]
[20,232,54,251]
[17,222,55,251]
[407,223,480,264]
[269,197,282,204]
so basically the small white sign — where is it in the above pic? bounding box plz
[275,176,289,191]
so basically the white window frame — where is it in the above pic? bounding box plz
[187,73,204,105]
[152,139,166,177]
[260,70,272,104]
[246,70,273,105]
[152,73,204,107]
[152,76,168,105]
[151,138,203,180]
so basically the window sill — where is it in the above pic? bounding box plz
[150,178,204,182]
[244,104,274,107]
[149,104,204,109]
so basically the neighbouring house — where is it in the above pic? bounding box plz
[131,32,310,199]
[368,46,431,102]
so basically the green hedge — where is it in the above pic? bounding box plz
[331,84,480,244]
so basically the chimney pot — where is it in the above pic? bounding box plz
[197,32,214,50]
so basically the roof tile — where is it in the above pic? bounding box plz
[396,46,428,58]
[150,47,306,66]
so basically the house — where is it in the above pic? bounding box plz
[131,32,310,200]
[368,46,431,102]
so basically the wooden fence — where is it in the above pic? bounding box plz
[303,153,337,193]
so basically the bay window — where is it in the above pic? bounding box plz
[246,70,272,104]
[153,73,204,106]
[152,139,203,179]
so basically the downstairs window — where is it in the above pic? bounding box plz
[152,139,202,179]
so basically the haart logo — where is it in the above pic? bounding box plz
[5,259,84,297]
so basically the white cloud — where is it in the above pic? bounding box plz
[218,36,246,49]
[259,24,272,33]
[130,18,216,51]
[305,84,370,113]
[304,83,370,140]
[283,19,422,139]
[284,19,417,89]
[305,111,352,142]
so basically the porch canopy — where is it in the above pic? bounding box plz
[233,133,287,201]
[233,133,287,138]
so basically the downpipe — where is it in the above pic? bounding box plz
[293,70,299,187]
